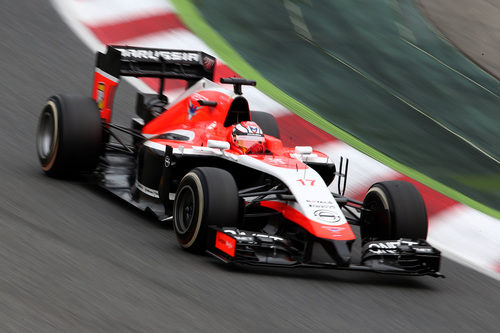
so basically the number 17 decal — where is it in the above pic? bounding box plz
[297,179,316,186]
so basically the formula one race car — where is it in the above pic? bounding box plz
[36,46,442,277]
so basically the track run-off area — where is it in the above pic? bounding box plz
[0,0,498,331]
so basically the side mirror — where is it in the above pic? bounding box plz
[207,140,230,150]
[295,146,313,155]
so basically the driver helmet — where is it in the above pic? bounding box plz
[231,121,266,154]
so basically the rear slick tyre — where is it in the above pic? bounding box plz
[360,180,428,242]
[173,167,239,253]
[36,95,102,177]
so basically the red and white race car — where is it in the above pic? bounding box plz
[36,46,442,277]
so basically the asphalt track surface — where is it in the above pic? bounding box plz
[1,1,500,332]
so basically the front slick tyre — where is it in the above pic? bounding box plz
[36,95,102,177]
[173,167,239,253]
[360,180,428,242]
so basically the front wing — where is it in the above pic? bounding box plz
[207,227,444,278]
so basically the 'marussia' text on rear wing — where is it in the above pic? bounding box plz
[92,45,216,123]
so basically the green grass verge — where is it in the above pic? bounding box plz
[171,0,500,219]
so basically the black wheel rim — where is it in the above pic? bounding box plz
[362,193,391,240]
[37,110,55,160]
[175,186,196,234]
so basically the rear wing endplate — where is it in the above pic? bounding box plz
[93,46,216,123]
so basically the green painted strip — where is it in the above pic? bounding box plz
[171,0,500,219]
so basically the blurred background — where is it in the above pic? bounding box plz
[190,0,500,212]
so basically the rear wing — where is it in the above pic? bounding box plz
[96,45,215,82]
[93,45,216,123]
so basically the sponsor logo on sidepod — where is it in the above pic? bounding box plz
[313,209,341,224]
